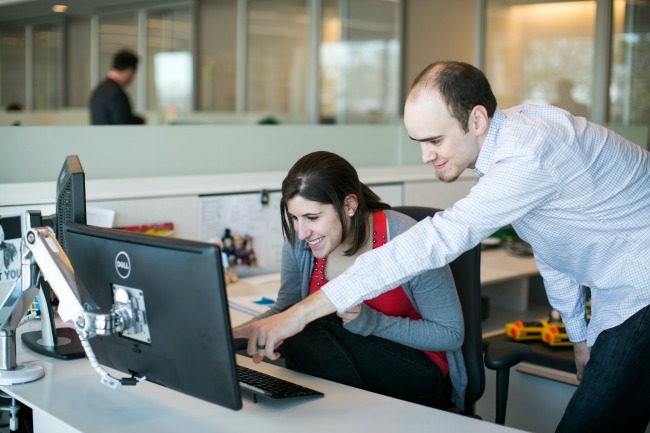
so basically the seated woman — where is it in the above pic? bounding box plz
[233,151,466,409]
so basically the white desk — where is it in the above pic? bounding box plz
[480,249,540,313]
[1,321,526,433]
[0,249,537,433]
[228,247,541,321]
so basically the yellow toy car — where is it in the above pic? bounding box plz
[504,320,573,347]
[504,320,545,340]
[540,322,572,347]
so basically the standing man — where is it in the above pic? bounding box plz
[244,61,650,433]
[89,49,145,125]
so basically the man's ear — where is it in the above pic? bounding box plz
[470,105,490,136]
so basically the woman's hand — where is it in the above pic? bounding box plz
[337,305,361,324]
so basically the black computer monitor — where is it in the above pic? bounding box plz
[62,222,243,410]
[54,155,87,251]
[21,155,86,359]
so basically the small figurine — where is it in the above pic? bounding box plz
[210,237,238,284]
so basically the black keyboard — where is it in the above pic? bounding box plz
[237,365,324,400]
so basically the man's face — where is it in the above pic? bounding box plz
[404,90,481,183]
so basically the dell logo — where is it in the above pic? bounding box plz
[115,251,131,279]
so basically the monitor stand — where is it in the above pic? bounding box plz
[21,281,85,360]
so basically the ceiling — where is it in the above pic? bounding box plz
[0,0,164,24]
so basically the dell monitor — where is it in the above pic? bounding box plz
[21,155,86,359]
[62,222,243,410]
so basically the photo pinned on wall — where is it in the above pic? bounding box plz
[0,212,23,290]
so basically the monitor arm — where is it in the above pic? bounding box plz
[0,226,147,387]
[74,288,144,341]
[22,228,85,324]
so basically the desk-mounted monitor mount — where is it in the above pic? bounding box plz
[20,153,88,361]
[19,211,85,360]
[0,226,146,389]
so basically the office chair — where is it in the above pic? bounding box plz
[394,206,531,425]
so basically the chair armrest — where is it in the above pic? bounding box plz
[484,341,531,370]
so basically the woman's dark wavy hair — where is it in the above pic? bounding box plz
[409,60,497,132]
[281,151,390,256]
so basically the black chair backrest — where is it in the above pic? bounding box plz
[393,206,485,411]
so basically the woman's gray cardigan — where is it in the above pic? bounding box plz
[256,210,468,410]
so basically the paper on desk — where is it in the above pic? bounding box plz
[87,206,115,228]
[228,294,278,316]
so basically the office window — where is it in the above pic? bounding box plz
[197,0,237,112]
[609,0,650,125]
[0,0,403,124]
[95,3,194,119]
[147,6,194,114]
[246,0,308,121]
[0,27,26,109]
[484,0,596,119]
[320,0,401,124]
[33,22,62,109]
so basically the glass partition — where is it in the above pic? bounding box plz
[0,0,402,124]
[484,0,596,119]
[33,22,62,109]
[320,0,401,124]
[609,0,650,128]
[1,26,26,110]
[97,12,139,110]
[146,6,194,114]
[246,0,308,121]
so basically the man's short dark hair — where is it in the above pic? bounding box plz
[409,61,497,132]
[112,49,139,71]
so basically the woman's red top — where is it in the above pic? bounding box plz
[308,210,448,376]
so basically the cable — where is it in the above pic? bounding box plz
[77,331,145,388]
[17,312,39,328]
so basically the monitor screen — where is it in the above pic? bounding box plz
[63,222,243,411]
[55,155,86,252]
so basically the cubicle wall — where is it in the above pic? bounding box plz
[3,122,647,185]
[1,124,418,184]
[0,166,475,273]
[1,124,478,272]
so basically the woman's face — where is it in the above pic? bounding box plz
[286,195,349,259]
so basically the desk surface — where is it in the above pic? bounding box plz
[480,249,539,285]
[2,322,526,433]
[227,248,540,297]
[1,249,536,433]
